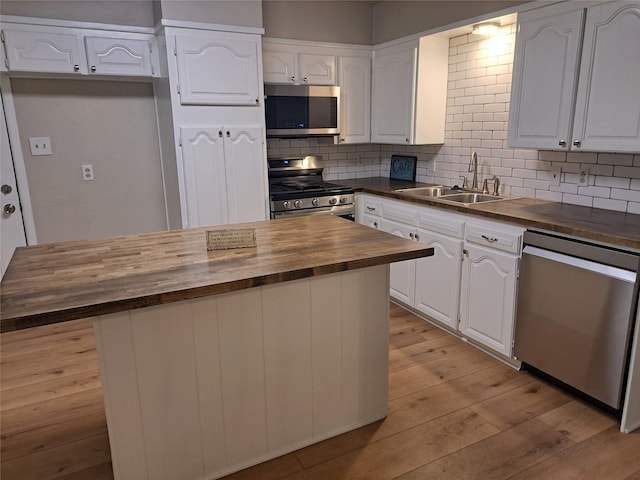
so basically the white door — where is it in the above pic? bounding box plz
[1,93,27,277]
[84,36,153,77]
[180,126,227,228]
[572,1,640,153]
[175,33,261,106]
[223,127,267,224]
[459,244,518,357]
[298,53,336,85]
[371,45,415,144]
[414,228,463,330]
[262,50,296,84]
[507,7,584,150]
[338,56,371,144]
[380,217,416,306]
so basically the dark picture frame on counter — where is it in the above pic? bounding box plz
[390,155,417,182]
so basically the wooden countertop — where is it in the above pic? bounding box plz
[0,215,434,332]
[337,178,640,250]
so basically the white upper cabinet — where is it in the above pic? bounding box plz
[2,26,85,74]
[572,1,640,152]
[337,55,371,144]
[84,36,154,77]
[372,35,449,145]
[1,23,158,77]
[175,32,261,106]
[263,48,336,85]
[509,1,640,153]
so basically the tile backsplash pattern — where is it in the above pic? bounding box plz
[267,24,640,214]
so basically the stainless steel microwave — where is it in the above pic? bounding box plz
[265,85,340,137]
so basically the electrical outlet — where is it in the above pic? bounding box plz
[549,165,561,186]
[579,168,589,185]
[356,154,364,166]
[29,137,52,156]
[82,164,95,181]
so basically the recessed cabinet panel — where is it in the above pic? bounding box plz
[176,34,260,105]
[180,127,228,228]
[85,36,153,76]
[3,28,85,74]
[223,127,267,224]
[508,8,583,150]
[380,217,417,305]
[298,53,336,85]
[262,50,296,83]
[338,56,371,144]
[572,2,640,152]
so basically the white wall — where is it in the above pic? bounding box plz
[0,0,155,27]
[159,0,262,28]
[263,1,373,45]
[11,79,168,243]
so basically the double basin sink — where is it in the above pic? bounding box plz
[394,186,514,206]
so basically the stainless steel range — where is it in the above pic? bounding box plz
[268,156,355,219]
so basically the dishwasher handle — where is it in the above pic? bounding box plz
[523,245,637,284]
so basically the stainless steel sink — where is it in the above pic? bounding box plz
[394,186,514,205]
[394,186,458,197]
[437,192,504,204]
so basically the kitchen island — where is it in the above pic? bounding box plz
[0,215,434,480]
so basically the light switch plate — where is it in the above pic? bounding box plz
[29,137,52,156]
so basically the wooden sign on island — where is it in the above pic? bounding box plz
[206,227,257,250]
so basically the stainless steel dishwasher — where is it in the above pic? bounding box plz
[514,230,640,411]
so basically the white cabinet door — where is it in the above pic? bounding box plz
[380,217,416,305]
[223,127,267,224]
[459,243,518,357]
[414,229,463,330]
[508,7,584,150]
[298,53,336,85]
[2,27,86,74]
[572,1,640,153]
[85,36,153,77]
[338,56,371,144]
[180,126,228,228]
[262,50,296,84]
[175,33,260,105]
[371,45,415,144]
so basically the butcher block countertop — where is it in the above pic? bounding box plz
[338,177,640,250]
[0,215,434,332]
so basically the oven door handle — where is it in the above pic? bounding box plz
[523,246,637,283]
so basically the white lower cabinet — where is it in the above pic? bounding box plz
[357,194,524,358]
[179,125,266,228]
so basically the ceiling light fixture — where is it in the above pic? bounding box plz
[472,22,500,35]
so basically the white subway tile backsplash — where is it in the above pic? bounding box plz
[535,190,563,202]
[563,194,594,207]
[611,189,640,202]
[614,166,640,179]
[593,198,628,212]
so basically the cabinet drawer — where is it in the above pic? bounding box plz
[361,197,382,216]
[361,212,381,230]
[465,223,522,254]
[418,211,464,238]
[382,203,418,226]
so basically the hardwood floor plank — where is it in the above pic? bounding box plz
[0,319,93,347]
[53,462,114,480]
[293,364,531,469]
[388,330,469,373]
[624,470,640,480]
[469,379,574,431]
[392,418,575,480]
[507,426,640,480]
[1,369,102,410]
[287,409,499,480]
[219,453,303,480]
[0,433,111,480]
[388,346,497,400]
[537,399,618,443]
[1,409,107,461]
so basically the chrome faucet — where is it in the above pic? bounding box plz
[469,151,479,190]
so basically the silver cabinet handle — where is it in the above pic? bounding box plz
[90,66,96,73]
[255,98,259,104]
[303,77,308,83]
[415,233,419,241]
[290,76,295,82]
[1,184,12,194]
[218,130,223,137]
[373,221,378,228]
[481,234,498,243]
[573,140,581,147]
[366,206,376,212]
[4,204,16,215]
[73,64,80,72]
[558,139,566,146]
[226,130,231,137]
[409,233,414,239]
[405,138,409,143]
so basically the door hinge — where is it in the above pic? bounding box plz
[516,258,520,279]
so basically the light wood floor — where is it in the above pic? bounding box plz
[2,303,639,480]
